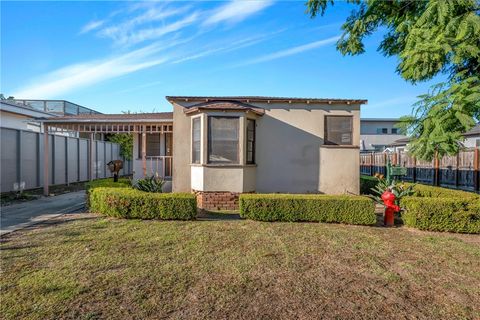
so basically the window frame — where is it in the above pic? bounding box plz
[191,117,201,164]
[246,119,256,164]
[138,133,162,158]
[324,115,354,146]
[207,115,240,164]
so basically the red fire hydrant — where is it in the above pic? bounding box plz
[381,189,400,227]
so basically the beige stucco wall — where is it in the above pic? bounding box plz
[319,147,359,194]
[171,100,361,195]
[253,102,360,194]
[172,104,192,192]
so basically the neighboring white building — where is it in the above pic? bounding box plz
[0,100,55,132]
[360,118,406,152]
[463,124,480,148]
[1,99,102,138]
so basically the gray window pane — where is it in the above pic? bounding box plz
[192,118,201,164]
[208,117,239,164]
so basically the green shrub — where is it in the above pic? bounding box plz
[407,183,479,199]
[401,197,480,234]
[360,175,378,195]
[85,178,131,192]
[89,188,196,220]
[133,175,165,193]
[239,194,376,225]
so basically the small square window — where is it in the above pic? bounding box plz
[391,128,398,134]
[376,128,388,134]
[325,116,353,145]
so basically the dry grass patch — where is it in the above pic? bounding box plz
[1,214,479,319]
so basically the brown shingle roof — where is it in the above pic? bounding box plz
[40,112,173,123]
[463,124,480,137]
[167,96,367,105]
[183,100,265,116]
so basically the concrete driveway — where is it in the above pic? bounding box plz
[0,191,86,236]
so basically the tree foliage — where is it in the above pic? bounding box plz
[107,133,133,160]
[307,0,480,160]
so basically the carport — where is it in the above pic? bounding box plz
[39,113,173,196]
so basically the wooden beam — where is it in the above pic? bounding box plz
[43,124,49,196]
[142,126,147,177]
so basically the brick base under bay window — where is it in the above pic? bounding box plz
[194,191,240,211]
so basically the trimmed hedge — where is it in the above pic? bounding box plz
[401,197,480,234]
[360,175,378,195]
[407,183,479,199]
[85,178,131,192]
[89,187,197,220]
[239,194,376,225]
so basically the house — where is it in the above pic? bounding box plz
[39,96,367,209]
[360,118,406,152]
[388,123,480,151]
[463,124,480,148]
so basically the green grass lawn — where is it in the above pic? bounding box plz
[1,214,479,319]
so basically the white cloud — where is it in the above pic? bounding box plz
[79,19,105,34]
[115,12,199,46]
[12,43,171,98]
[204,0,273,26]
[98,5,193,46]
[239,35,340,66]
[171,33,277,64]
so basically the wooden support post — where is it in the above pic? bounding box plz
[142,126,147,177]
[89,133,94,181]
[434,151,439,186]
[43,125,49,196]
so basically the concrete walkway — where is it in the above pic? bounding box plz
[0,191,86,236]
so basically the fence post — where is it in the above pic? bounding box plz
[77,139,81,181]
[384,153,387,175]
[434,151,439,186]
[474,148,479,192]
[455,153,460,188]
[43,125,49,196]
[17,130,22,188]
[65,137,69,185]
[37,132,41,187]
[52,135,56,185]
[370,152,375,176]
[412,156,417,183]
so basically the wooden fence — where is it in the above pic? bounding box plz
[360,148,480,192]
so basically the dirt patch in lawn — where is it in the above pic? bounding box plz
[1,215,479,319]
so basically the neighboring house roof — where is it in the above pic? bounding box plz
[167,96,368,105]
[463,124,480,137]
[389,137,411,147]
[183,100,265,116]
[1,100,57,118]
[39,112,173,123]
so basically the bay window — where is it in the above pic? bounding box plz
[208,116,239,164]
